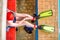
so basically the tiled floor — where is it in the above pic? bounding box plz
[38,0,58,40]
[16,0,58,40]
[16,0,35,40]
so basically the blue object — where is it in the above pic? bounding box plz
[6,26,11,32]
[35,0,38,40]
[58,0,60,40]
[25,27,33,31]
[24,26,33,34]
[12,12,16,23]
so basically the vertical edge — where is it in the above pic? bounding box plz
[2,0,7,40]
[15,0,16,40]
[35,0,38,40]
[58,0,60,40]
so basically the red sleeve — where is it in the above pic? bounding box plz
[7,12,14,20]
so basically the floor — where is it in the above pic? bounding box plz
[16,0,58,40]
[16,0,35,40]
[38,0,58,40]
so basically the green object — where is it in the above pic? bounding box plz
[38,10,54,33]
[39,10,53,18]
[40,25,54,32]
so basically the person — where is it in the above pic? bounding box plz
[7,9,37,32]
[6,9,38,40]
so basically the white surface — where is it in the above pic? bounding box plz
[2,0,7,40]
[0,0,2,40]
